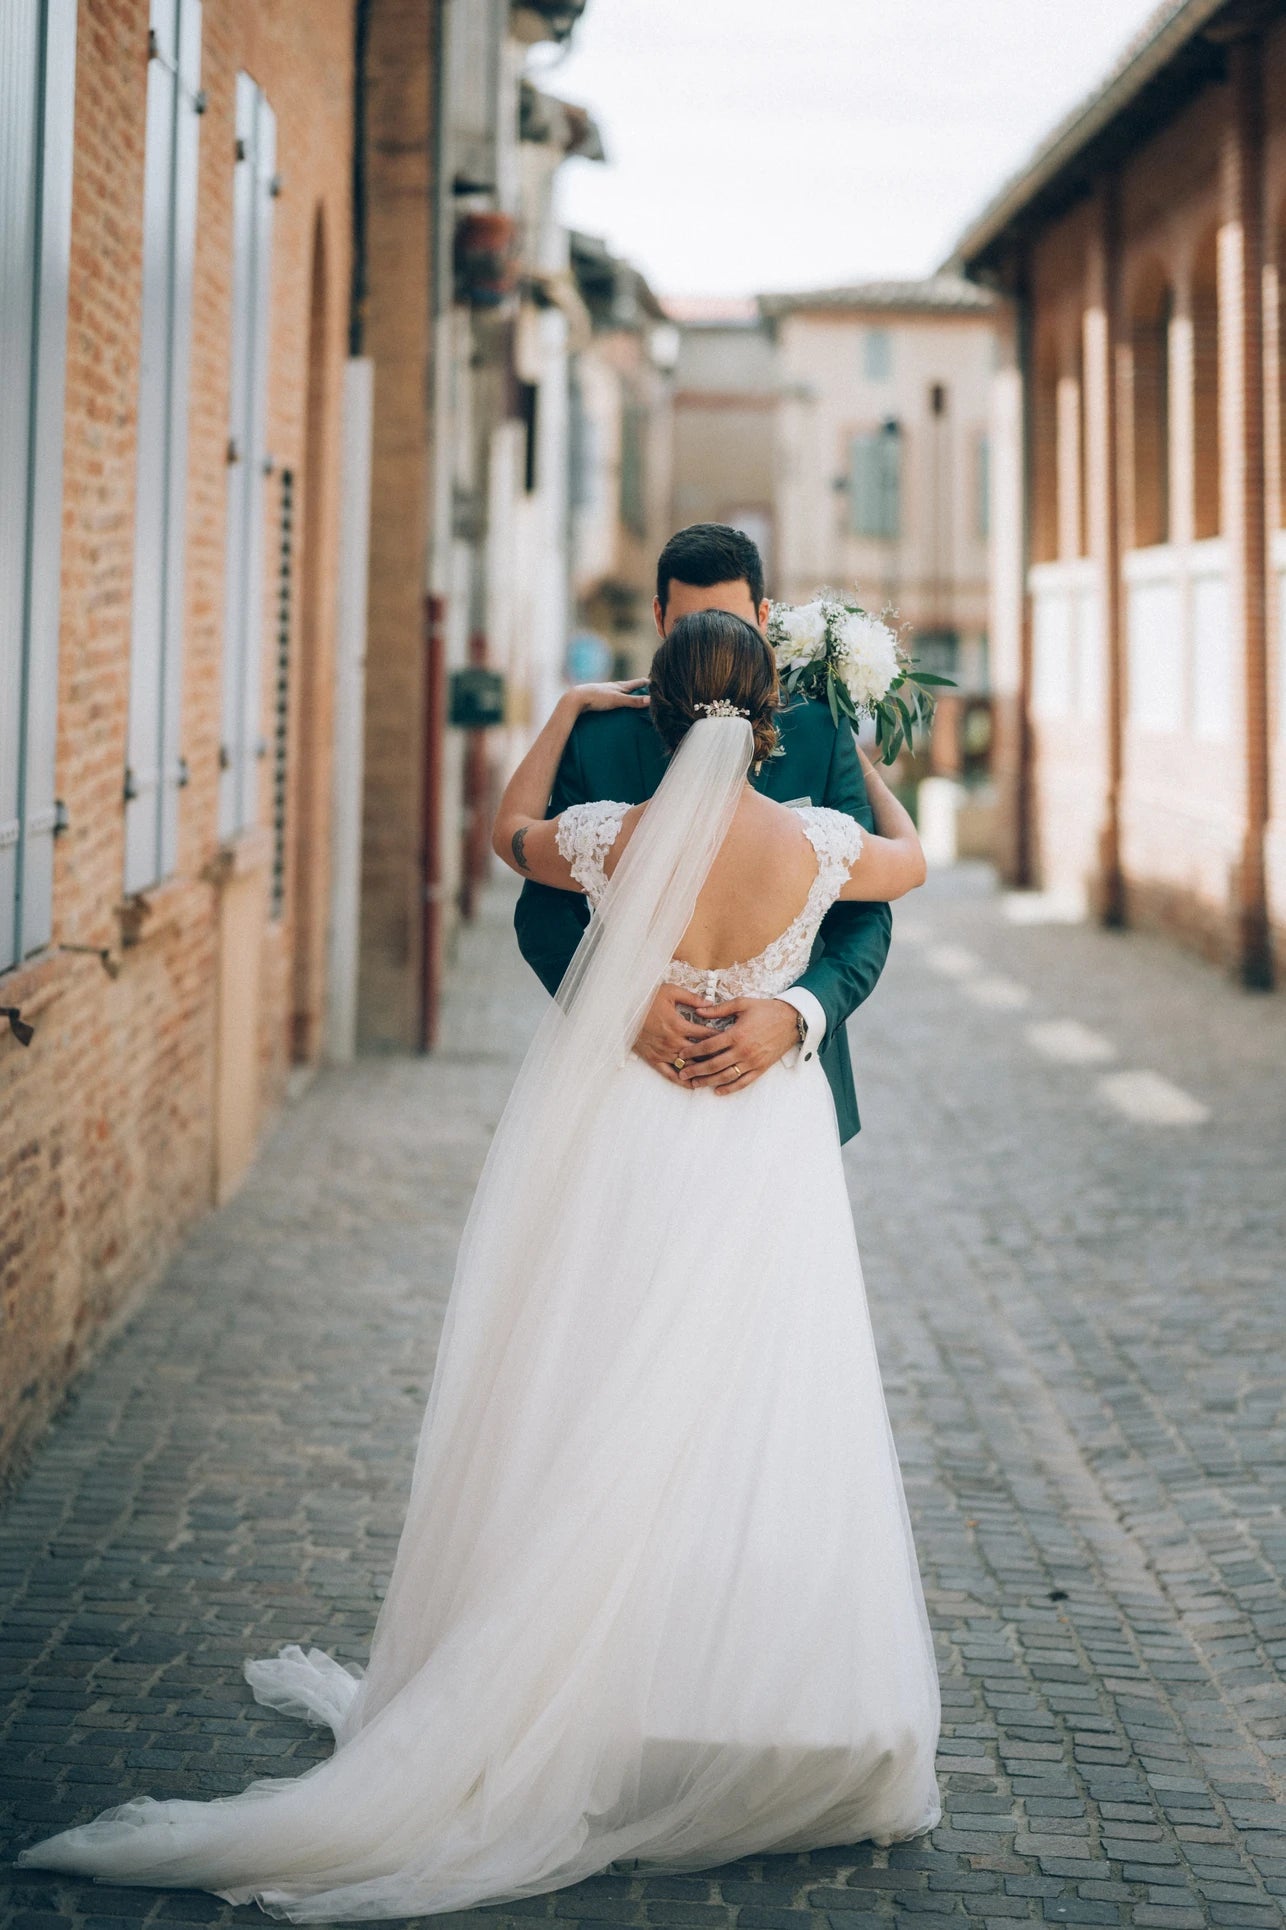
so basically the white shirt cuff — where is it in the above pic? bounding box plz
[776,986,827,1067]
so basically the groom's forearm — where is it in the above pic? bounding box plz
[793,899,893,1036]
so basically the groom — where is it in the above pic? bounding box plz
[512,523,891,1143]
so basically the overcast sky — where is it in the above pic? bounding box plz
[529,0,1164,300]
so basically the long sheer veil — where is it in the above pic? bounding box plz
[18,704,943,1915]
[247,713,757,1742]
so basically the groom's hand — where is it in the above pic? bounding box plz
[676,997,798,1094]
[632,983,711,1084]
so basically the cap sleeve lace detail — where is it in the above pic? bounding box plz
[798,804,864,903]
[554,800,631,906]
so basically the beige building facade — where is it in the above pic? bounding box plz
[766,282,998,703]
[668,283,999,741]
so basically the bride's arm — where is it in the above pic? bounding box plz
[492,681,649,889]
[836,747,927,902]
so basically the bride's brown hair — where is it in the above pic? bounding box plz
[647,610,781,766]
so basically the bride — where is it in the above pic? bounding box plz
[17,609,941,1920]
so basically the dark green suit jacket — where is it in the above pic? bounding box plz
[512,696,891,1142]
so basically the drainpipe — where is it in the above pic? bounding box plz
[1014,256,1035,888]
[1095,177,1126,928]
[418,0,449,1051]
[1229,34,1273,987]
[419,592,447,1050]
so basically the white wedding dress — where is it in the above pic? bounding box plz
[17,718,941,1921]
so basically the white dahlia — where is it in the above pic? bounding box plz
[833,609,901,709]
[771,598,829,669]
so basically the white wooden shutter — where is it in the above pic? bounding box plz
[447,0,501,196]
[0,0,77,972]
[219,73,275,839]
[124,0,202,892]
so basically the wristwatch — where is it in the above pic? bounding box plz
[794,1008,808,1050]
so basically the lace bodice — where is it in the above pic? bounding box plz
[554,799,863,1001]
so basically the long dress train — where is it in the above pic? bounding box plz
[16,720,941,1920]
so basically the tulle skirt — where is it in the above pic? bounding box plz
[16,1049,941,1920]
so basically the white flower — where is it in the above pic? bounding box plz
[771,598,829,669]
[832,609,901,708]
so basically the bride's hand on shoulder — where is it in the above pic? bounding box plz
[571,680,650,713]
[841,748,927,901]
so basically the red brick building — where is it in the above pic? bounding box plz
[955,0,1284,986]
[1,0,355,1479]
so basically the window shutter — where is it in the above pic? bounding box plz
[0,0,77,972]
[157,0,202,876]
[849,429,901,540]
[447,0,500,197]
[219,73,275,839]
[124,0,202,893]
[619,402,646,537]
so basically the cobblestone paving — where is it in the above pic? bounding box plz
[2,867,1284,1930]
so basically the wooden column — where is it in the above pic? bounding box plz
[1084,180,1125,925]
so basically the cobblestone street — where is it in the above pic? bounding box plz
[2,868,1284,1930]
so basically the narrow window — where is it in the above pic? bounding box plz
[863,328,892,382]
[518,381,539,495]
[619,401,647,537]
[1,0,77,969]
[123,0,204,892]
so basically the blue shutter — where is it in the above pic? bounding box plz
[124,0,202,892]
[849,428,901,539]
[0,0,77,972]
[219,74,275,839]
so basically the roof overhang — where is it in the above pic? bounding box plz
[947,0,1272,286]
[758,275,998,320]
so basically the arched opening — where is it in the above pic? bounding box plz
[1191,227,1221,540]
[1129,259,1172,549]
[1031,331,1059,564]
[290,205,330,1063]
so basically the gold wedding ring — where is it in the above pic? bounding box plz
[731,1064,743,1078]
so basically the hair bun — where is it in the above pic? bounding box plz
[647,610,781,766]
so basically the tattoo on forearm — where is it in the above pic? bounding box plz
[511,825,531,872]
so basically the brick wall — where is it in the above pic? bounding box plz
[0,0,354,1484]
[1002,27,1286,981]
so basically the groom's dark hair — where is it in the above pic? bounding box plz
[656,523,765,615]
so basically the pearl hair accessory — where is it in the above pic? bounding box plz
[694,699,750,719]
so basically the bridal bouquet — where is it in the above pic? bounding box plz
[766,592,954,763]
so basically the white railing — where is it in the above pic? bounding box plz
[1123,538,1231,740]
[1271,529,1286,739]
[1027,558,1101,724]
